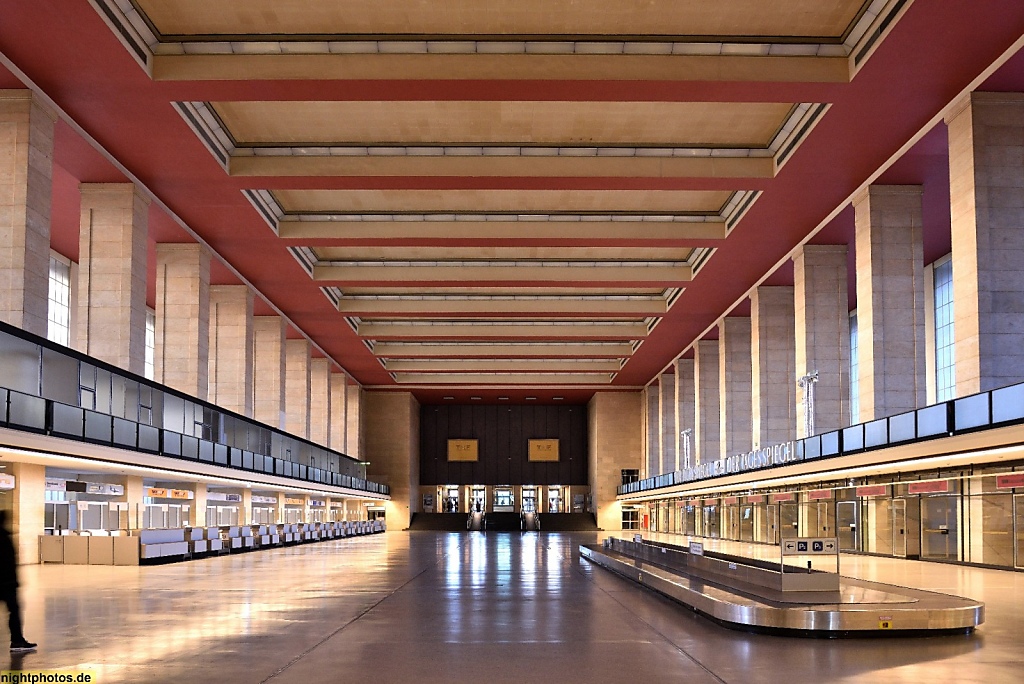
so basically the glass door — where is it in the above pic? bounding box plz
[703,505,720,538]
[780,503,799,539]
[1015,494,1024,570]
[836,501,858,551]
[739,505,754,542]
[766,504,779,544]
[921,495,959,561]
[893,498,907,558]
[521,486,537,513]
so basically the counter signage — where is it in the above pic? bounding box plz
[0,474,14,491]
[207,492,242,502]
[770,492,795,503]
[45,478,66,492]
[86,483,124,496]
[907,480,950,495]
[686,499,700,507]
[251,495,278,505]
[745,495,766,504]
[309,499,326,507]
[284,497,306,505]
[722,496,738,505]
[702,498,719,506]
[807,489,833,500]
[170,489,193,500]
[996,473,1024,490]
[689,541,704,556]
[147,488,169,498]
[856,485,890,497]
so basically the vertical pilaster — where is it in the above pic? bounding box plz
[155,243,210,399]
[10,462,45,565]
[77,183,149,373]
[751,286,796,447]
[794,245,851,436]
[253,316,286,429]
[208,285,254,417]
[659,373,677,475]
[0,91,54,337]
[644,384,660,476]
[588,392,643,531]
[946,92,1024,395]
[346,384,364,460]
[719,318,752,458]
[309,357,332,448]
[285,338,312,440]
[694,340,721,464]
[330,372,349,452]
[673,358,695,469]
[853,185,926,421]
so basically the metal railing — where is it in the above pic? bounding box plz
[619,381,1024,496]
[0,321,388,496]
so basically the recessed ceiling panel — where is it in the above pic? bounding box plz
[311,246,693,261]
[136,0,866,39]
[273,189,732,214]
[211,101,795,148]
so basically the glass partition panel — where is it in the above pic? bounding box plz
[954,393,990,431]
[41,347,79,405]
[0,333,40,395]
[888,411,916,443]
[992,384,1024,424]
[917,404,947,437]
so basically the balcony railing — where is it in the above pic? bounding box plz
[618,382,1024,496]
[0,321,388,496]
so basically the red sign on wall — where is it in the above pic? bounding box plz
[807,489,833,500]
[745,495,766,504]
[996,473,1024,489]
[703,498,719,506]
[722,496,739,505]
[908,480,951,495]
[856,485,890,497]
[770,492,795,503]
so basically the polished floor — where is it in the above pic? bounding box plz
[5,531,1024,683]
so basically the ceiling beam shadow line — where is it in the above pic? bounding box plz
[391,372,616,385]
[369,342,636,358]
[311,264,693,283]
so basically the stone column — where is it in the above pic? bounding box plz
[77,184,149,374]
[674,358,695,469]
[794,245,851,436]
[853,185,926,420]
[751,286,796,447]
[285,338,312,440]
[346,385,364,459]
[192,483,207,528]
[309,357,332,448]
[241,488,252,526]
[947,92,1024,395]
[694,340,721,464]
[588,391,643,531]
[0,91,54,338]
[364,391,420,530]
[330,372,349,452]
[644,384,660,476]
[123,476,145,532]
[719,318,752,458]
[10,462,45,564]
[155,243,210,399]
[208,285,254,417]
[253,316,286,429]
[659,373,677,475]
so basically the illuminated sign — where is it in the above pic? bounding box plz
[448,439,479,462]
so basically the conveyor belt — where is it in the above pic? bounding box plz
[580,542,984,637]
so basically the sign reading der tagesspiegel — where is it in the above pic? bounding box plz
[528,439,559,462]
[448,439,479,462]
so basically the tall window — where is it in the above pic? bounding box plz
[934,257,955,401]
[849,311,859,424]
[47,254,72,346]
[145,309,156,380]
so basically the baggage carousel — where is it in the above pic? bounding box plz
[580,537,984,637]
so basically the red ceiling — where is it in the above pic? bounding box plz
[2,1,1024,401]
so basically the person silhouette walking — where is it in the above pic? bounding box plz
[0,510,36,652]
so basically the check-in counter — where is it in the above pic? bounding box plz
[205,527,224,553]
[39,535,64,563]
[188,527,207,555]
[113,536,139,565]
[226,527,243,550]
[88,535,114,565]
[137,528,188,560]
[63,535,90,564]
[240,526,255,549]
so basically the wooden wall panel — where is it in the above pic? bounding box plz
[419,403,588,485]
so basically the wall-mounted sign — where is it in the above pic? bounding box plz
[996,473,1024,490]
[528,439,560,462]
[0,474,15,491]
[722,496,738,505]
[170,489,193,500]
[147,488,195,500]
[284,497,306,506]
[807,489,833,501]
[686,499,700,507]
[770,492,795,503]
[908,480,951,495]
[309,499,326,507]
[856,485,890,497]
[745,495,766,504]
[448,439,479,462]
[86,483,124,496]
[702,498,719,506]
[147,488,168,499]
[207,492,242,503]
[251,495,278,505]
[45,478,66,492]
